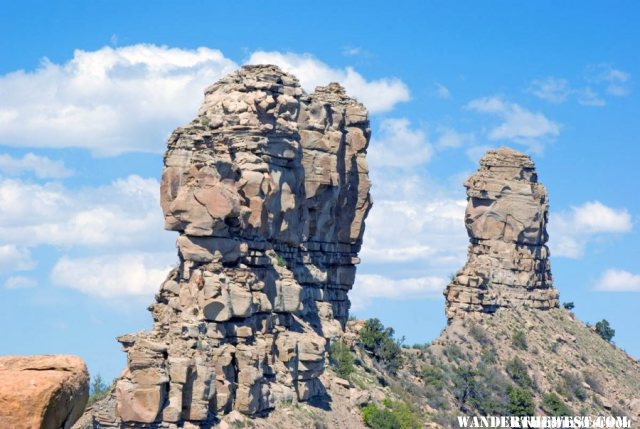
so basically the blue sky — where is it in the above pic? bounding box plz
[1,1,639,382]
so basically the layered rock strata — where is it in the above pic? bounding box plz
[0,355,89,429]
[444,147,559,321]
[96,65,372,425]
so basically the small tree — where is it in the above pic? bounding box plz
[562,302,575,310]
[507,386,535,417]
[359,318,403,374]
[595,319,615,342]
[88,374,110,407]
[330,339,355,378]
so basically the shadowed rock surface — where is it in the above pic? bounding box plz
[0,355,89,429]
[80,65,372,427]
[444,147,559,321]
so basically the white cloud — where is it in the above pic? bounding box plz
[528,77,571,103]
[0,45,410,156]
[549,201,632,259]
[466,96,560,152]
[0,153,72,178]
[361,198,467,265]
[576,87,606,107]
[0,175,171,249]
[572,201,632,233]
[586,64,631,97]
[435,82,451,99]
[51,252,174,298]
[3,276,36,289]
[351,274,446,310]
[246,51,410,113]
[0,244,36,274]
[0,44,238,156]
[368,118,433,168]
[594,269,640,292]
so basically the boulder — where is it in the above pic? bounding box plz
[0,355,89,429]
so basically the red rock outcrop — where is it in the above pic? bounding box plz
[0,355,89,429]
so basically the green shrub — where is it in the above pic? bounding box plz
[275,254,286,267]
[480,347,498,365]
[87,374,110,408]
[330,339,355,378]
[452,365,477,404]
[507,386,535,417]
[563,302,575,310]
[505,357,535,390]
[542,392,572,415]
[595,319,615,342]
[361,399,420,429]
[420,365,445,390]
[362,403,400,429]
[359,318,403,374]
[511,329,528,350]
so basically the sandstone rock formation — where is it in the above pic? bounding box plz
[88,65,372,426]
[0,355,89,429]
[444,147,559,320]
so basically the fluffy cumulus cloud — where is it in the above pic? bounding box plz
[0,45,409,156]
[0,174,177,298]
[0,45,238,156]
[368,118,433,168]
[350,274,446,310]
[0,244,36,275]
[361,199,467,265]
[0,153,72,178]
[247,51,410,113]
[0,175,170,248]
[51,252,175,298]
[594,269,640,292]
[466,96,560,152]
[549,201,633,259]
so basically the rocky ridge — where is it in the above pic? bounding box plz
[444,148,559,321]
[82,65,372,426]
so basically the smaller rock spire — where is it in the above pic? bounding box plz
[444,147,559,321]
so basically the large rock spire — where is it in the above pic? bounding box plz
[88,65,372,426]
[444,147,559,321]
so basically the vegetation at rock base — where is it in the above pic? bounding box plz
[361,399,421,429]
[505,357,535,390]
[359,318,404,374]
[330,339,355,378]
[507,386,535,416]
[541,392,572,415]
[595,319,615,342]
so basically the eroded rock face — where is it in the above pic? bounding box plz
[95,65,371,426]
[0,355,89,429]
[444,147,559,321]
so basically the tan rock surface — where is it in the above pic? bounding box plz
[444,147,559,320]
[80,65,372,426]
[0,355,89,429]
